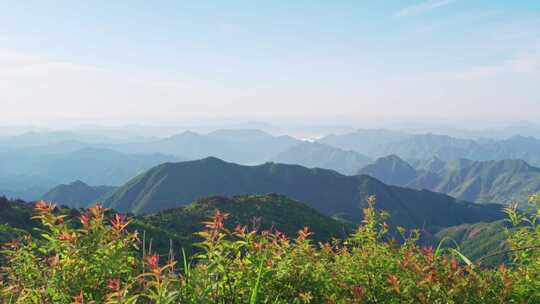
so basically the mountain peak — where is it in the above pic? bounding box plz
[208,128,270,137]
[377,154,406,164]
[70,180,89,187]
[194,195,233,206]
[358,155,418,187]
[166,130,201,141]
[198,156,228,164]
[42,181,117,208]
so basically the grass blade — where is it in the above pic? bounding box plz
[250,259,265,304]
[450,248,474,268]
[182,247,191,281]
[434,236,460,258]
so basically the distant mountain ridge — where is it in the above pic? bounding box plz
[359,155,418,186]
[106,129,300,164]
[42,180,117,208]
[271,142,371,175]
[319,130,540,166]
[359,155,540,206]
[319,129,410,156]
[5,127,540,204]
[104,157,503,230]
[0,148,181,200]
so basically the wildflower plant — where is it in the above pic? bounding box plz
[1,195,540,303]
[1,201,139,303]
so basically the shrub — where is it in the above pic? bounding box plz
[1,196,539,303]
[503,194,540,302]
[1,202,139,303]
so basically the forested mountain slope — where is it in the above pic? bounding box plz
[104,157,503,230]
[359,156,540,206]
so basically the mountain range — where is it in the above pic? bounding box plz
[106,129,300,164]
[103,157,503,230]
[2,125,537,269]
[319,131,540,166]
[319,129,410,156]
[5,127,540,205]
[359,155,540,206]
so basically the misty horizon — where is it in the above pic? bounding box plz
[1,119,540,143]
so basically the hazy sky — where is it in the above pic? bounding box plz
[1,1,539,127]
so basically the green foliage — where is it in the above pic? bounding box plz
[134,194,350,255]
[1,202,139,303]
[503,194,540,302]
[2,195,540,303]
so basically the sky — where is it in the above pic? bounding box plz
[1,1,539,128]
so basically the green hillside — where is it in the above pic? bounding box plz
[360,155,540,207]
[435,220,509,266]
[422,159,540,206]
[133,194,350,254]
[104,157,503,230]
